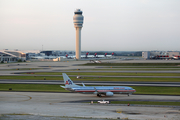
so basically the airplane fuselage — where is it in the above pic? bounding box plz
[66,86,136,95]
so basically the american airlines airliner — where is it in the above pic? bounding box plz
[61,73,136,97]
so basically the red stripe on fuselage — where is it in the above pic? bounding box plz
[74,90,136,93]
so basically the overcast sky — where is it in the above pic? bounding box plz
[0,0,179,51]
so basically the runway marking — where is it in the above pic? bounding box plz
[16,94,32,102]
[116,108,122,113]
[49,101,63,105]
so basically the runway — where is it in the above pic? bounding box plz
[1,70,180,75]
[1,79,180,87]
[0,92,180,119]
[1,73,180,79]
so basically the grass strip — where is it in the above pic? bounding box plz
[0,84,180,95]
[78,76,180,82]
[110,101,180,106]
[132,86,180,95]
[0,68,41,71]
[105,66,180,68]
[64,69,180,71]
[0,76,62,80]
[0,76,180,82]
[0,84,67,92]
[82,63,180,66]
[23,72,180,76]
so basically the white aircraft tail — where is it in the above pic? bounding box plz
[62,73,79,88]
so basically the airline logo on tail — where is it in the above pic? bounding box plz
[65,79,72,85]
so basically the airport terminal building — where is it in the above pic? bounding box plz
[0,50,26,63]
[142,51,180,60]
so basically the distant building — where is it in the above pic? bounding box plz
[40,51,53,56]
[40,50,75,57]
[0,50,26,62]
[142,51,180,60]
[142,51,150,59]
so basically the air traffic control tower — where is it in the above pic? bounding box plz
[73,9,84,60]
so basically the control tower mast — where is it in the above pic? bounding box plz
[73,9,84,60]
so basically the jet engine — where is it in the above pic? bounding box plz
[106,92,113,96]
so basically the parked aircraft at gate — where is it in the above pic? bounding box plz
[61,73,136,97]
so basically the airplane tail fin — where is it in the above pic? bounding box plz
[62,73,79,88]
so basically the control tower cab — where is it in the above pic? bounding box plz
[73,9,84,27]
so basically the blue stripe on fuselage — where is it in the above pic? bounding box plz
[71,86,134,92]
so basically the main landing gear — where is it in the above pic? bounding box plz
[127,93,132,96]
[97,94,101,97]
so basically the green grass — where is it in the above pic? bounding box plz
[132,86,180,95]
[0,84,180,95]
[0,84,67,92]
[110,101,180,106]
[78,76,180,82]
[105,66,180,68]
[65,68,180,71]
[0,76,180,82]
[23,72,180,76]
[0,76,62,80]
[0,68,41,71]
[82,63,180,66]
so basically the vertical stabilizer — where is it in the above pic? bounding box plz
[62,73,79,88]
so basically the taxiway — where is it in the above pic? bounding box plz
[0,92,180,119]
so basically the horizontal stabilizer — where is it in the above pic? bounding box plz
[60,85,66,88]
[82,83,85,87]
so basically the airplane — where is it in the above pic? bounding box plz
[60,73,136,97]
[90,60,101,63]
[173,55,180,60]
[83,52,114,58]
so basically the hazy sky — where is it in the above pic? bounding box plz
[0,0,180,51]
